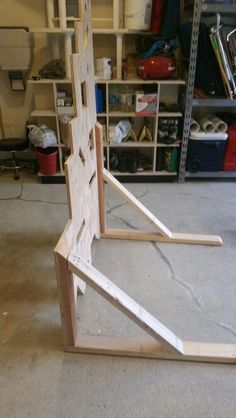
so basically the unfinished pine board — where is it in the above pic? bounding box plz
[54,0,235,364]
[95,123,106,233]
[68,253,184,354]
[103,168,172,239]
[102,229,223,246]
[102,169,222,246]
[69,336,236,364]
[54,0,100,347]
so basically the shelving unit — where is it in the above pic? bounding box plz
[28,0,77,181]
[96,79,184,178]
[28,0,185,181]
[93,0,185,180]
[179,0,236,182]
[28,78,73,177]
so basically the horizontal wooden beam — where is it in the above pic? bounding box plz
[68,335,236,364]
[68,253,183,353]
[101,229,223,246]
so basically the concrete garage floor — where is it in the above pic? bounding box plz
[0,173,236,418]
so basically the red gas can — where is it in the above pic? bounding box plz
[223,125,236,171]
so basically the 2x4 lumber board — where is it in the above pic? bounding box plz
[68,253,183,353]
[102,229,223,246]
[103,169,172,239]
[54,251,78,347]
[58,0,67,29]
[95,123,106,233]
[68,335,236,364]
[113,0,120,30]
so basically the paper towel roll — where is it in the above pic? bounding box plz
[199,117,215,133]
[210,116,228,133]
[190,118,200,133]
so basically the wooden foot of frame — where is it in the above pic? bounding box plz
[67,254,236,364]
[103,169,223,247]
[102,229,223,246]
[69,336,236,364]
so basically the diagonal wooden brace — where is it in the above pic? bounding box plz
[103,169,223,246]
[68,252,184,354]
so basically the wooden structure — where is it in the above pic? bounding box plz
[54,0,236,363]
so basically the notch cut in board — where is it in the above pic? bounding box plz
[102,169,222,245]
[103,168,172,239]
[89,129,95,150]
[76,219,86,244]
[68,253,184,354]
[79,147,86,165]
[89,171,96,187]
[81,81,87,107]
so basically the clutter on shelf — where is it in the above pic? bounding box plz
[28,124,57,148]
[109,149,152,174]
[156,147,179,173]
[38,59,66,79]
[187,113,236,173]
[180,13,236,99]
[158,118,180,144]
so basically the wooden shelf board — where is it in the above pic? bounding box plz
[93,29,153,35]
[30,28,74,34]
[53,17,80,22]
[96,79,185,85]
[156,143,181,147]
[31,110,56,117]
[95,79,157,85]
[28,78,72,84]
[109,111,156,118]
[111,170,155,176]
[108,142,155,148]
[159,112,183,117]
[155,171,177,176]
[111,170,177,176]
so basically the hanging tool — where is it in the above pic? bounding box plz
[215,13,236,96]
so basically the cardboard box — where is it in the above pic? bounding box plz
[135,92,157,116]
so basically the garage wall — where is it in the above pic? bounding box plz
[0,0,51,137]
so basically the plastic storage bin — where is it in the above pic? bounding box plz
[187,132,228,172]
[223,125,236,171]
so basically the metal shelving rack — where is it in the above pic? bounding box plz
[93,0,185,181]
[178,0,236,182]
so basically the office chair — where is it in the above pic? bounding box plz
[0,107,35,179]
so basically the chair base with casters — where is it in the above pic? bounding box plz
[0,137,36,180]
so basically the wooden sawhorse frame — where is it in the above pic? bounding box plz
[54,0,236,364]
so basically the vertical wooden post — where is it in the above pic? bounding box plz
[116,34,123,79]
[54,249,78,348]
[95,123,106,233]
[46,0,55,28]
[58,0,67,29]
[64,33,73,79]
[113,0,120,29]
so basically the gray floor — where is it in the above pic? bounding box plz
[0,171,236,418]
